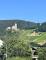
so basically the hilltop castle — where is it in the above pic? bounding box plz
[6,23,18,31]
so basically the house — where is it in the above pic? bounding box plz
[6,27,11,31]
[31,30,40,36]
[6,23,18,31]
[12,23,17,31]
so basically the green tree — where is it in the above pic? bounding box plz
[38,47,46,60]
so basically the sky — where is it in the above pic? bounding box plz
[0,0,46,23]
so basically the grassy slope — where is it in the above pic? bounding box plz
[7,56,31,60]
[7,29,46,60]
[34,32,46,44]
[18,30,46,44]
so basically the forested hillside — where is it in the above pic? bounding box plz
[0,20,46,32]
[0,20,37,29]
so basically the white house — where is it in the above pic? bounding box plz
[12,23,17,30]
[6,27,11,30]
[6,23,18,31]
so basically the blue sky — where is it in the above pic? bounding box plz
[0,0,46,23]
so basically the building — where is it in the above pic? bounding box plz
[6,27,11,31]
[6,23,18,31]
[12,23,17,31]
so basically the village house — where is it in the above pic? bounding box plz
[6,23,18,31]
[12,23,17,31]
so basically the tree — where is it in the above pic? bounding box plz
[37,47,46,60]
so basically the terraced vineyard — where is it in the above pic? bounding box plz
[18,29,46,45]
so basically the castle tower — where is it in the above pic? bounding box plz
[14,23,17,30]
[12,23,17,31]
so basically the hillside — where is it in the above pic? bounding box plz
[0,20,37,30]
[0,20,46,60]
[1,29,46,60]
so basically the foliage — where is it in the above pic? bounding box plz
[0,20,36,29]
[37,47,46,60]
[7,56,32,60]
[0,20,46,60]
